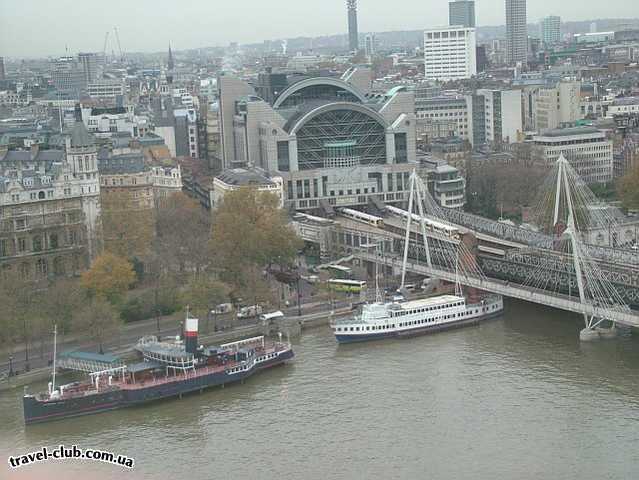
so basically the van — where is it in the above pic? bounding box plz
[259,310,285,325]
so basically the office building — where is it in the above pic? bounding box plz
[505,0,527,66]
[415,95,473,143]
[449,1,475,28]
[0,57,5,81]
[532,127,613,184]
[347,0,359,52]
[473,89,523,146]
[78,52,98,85]
[424,26,477,81]
[532,79,581,132]
[365,33,377,57]
[217,73,417,211]
[51,57,85,97]
[540,16,561,46]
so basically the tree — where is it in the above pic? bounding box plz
[618,166,639,210]
[180,275,230,333]
[155,192,211,277]
[74,297,121,354]
[81,252,136,304]
[101,189,155,260]
[0,270,37,369]
[41,278,83,334]
[210,188,303,286]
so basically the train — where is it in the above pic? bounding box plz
[385,205,459,239]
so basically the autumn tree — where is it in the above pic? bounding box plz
[210,188,302,287]
[101,189,155,260]
[155,192,211,277]
[618,165,639,210]
[0,271,36,369]
[81,252,136,304]
[74,297,121,354]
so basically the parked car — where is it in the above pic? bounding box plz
[237,305,263,319]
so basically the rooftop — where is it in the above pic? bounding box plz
[216,168,275,187]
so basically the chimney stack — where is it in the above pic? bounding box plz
[184,316,199,354]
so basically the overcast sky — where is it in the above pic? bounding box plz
[1,0,637,58]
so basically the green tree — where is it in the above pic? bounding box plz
[618,166,639,210]
[74,297,121,354]
[180,275,230,333]
[211,188,302,286]
[81,252,136,304]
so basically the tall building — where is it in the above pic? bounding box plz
[449,0,475,28]
[540,16,561,46]
[51,56,84,97]
[424,26,477,81]
[77,52,98,85]
[505,0,527,66]
[347,0,359,52]
[472,89,523,146]
[364,33,377,57]
[0,57,5,81]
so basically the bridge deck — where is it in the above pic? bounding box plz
[355,251,639,328]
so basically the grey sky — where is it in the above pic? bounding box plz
[1,0,637,58]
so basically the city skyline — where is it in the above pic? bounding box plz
[1,0,638,58]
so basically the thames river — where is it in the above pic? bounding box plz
[2,299,639,480]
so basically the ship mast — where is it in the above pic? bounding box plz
[51,324,58,394]
[375,242,383,303]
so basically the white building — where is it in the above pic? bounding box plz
[540,16,561,46]
[532,127,613,184]
[474,89,523,145]
[212,168,283,208]
[82,106,149,138]
[415,95,473,143]
[87,81,126,101]
[606,97,639,117]
[424,26,477,81]
[533,79,582,131]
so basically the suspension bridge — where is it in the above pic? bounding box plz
[342,155,639,340]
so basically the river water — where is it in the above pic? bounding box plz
[2,298,639,480]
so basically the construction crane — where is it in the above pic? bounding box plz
[113,27,124,63]
[102,31,110,65]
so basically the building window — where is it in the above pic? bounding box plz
[15,218,27,231]
[38,191,45,199]
[32,235,43,252]
[287,181,293,200]
[36,258,48,277]
[49,233,59,249]
[277,141,290,172]
[0,239,7,257]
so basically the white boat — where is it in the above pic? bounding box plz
[332,294,503,343]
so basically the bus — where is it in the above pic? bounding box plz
[328,279,367,293]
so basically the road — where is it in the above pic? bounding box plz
[0,296,357,376]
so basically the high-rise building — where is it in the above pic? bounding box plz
[505,0,527,66]
[51,56,84,97]
[473,89,523,145]
[540,16,561,46]
[449,1,475,28]
[0,57,5,81]
[424,26,477,81]
[364,33,377,57]
[347,0,359,52]
[77,52,98,85]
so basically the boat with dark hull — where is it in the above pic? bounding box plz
[23,317,293,425]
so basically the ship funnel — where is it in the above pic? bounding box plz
[185,316,199,354]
